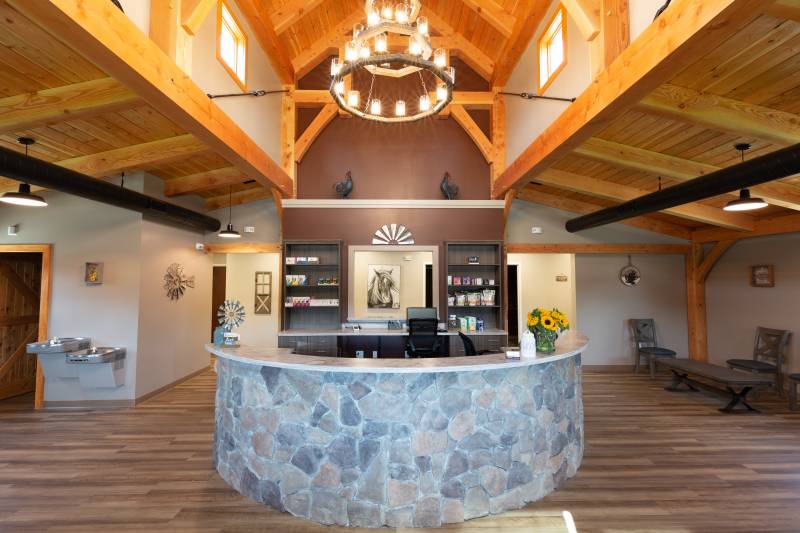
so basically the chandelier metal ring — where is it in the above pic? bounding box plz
[330,54,454,123]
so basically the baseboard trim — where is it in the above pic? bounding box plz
[43,399,134,409]
[134,365,211,405]
[583,364,636,373]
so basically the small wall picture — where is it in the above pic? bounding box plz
[85,262,103,285]
[367,264,400,309]
[751,265,774,287]
[254,271,272,315]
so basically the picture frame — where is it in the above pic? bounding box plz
[750,265,774,287]
[85,262,103,285]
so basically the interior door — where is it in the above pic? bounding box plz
[0,253,42,401]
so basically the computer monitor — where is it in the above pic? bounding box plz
[406,307,438,321]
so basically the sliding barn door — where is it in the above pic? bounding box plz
[0,253,42,400]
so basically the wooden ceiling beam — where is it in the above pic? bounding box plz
[767,0,800,22]
[271,0,326,34]
[235,0,295,84]
[421,8,495,80]
[460,0,516,38]
[536,168,754,230]
[515,187,692,239]
[295,103,337,162]
[11,0,294,196]
[638,83,800,146]
[492,0,769,198]
[163,166,245,196]
[292,10,365,80]
[561,0,601,41]
[492,0,551,87]
[692,212,800,243]
[204,186,272,210]
[588,0,629,77]
[450,104,495,162]
[0,78,140,134]
[57,134,208,177]
[181,0,216,35]
[574,137,800,211]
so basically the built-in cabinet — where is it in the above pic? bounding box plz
[282,240,342,331]
[445,241,504,331]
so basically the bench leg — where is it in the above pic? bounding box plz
[665,370,699,392]
[649,357,656,379]
[789,383,798,411]
[719,386,758,413]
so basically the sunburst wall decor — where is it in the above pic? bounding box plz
[372,224,414,245]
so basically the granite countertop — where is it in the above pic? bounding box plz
[205,331,587,374]
[277,328,509,337]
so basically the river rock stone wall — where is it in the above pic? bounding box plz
[214,356,583,528]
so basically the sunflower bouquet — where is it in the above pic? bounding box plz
[526,307,570,353]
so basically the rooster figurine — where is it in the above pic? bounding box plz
[440,172,459,200]
[334,171,353,198]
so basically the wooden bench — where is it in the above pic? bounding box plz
[657,358,775,413]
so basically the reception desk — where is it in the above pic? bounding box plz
[206,332,586,528]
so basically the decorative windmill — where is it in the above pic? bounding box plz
[218,300,246,331]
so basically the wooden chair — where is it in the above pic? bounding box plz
[789,374,800,411]
[727,327,791,398]
[630,319,677,378]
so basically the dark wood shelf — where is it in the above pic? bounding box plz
[445,241,504,331]
[448,305,501,308]
[283,240,342,331]
[448,263,500,267]
[448,285,499,289]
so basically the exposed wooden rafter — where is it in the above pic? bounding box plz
[460,0,516,38]
[205,186,272,210]
[163,167,245,196]
[561,0,601,40]
[588,0,629,77]
[421,8,495,80]
[0,78,139,134]
[515,188,692,239]
[692,212,800,243]
[181,0,216,35]
[295,103,338,162]
[638,84,800,146]
[492,0,550,86]
[294,90,495,108]
[271,0,326,34]
[292,10,364,80]
[11,0,294,196]
[235,0,295,84]
[535,168,754,230]
[450,105,495,163]
[493,0,769,198]
[574,137,800,211]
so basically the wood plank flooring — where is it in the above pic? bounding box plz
[1,369,798,532]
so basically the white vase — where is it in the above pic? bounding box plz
[520,329,537,358]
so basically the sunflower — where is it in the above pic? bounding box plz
[541,316,558,331]
[528,315,539,327]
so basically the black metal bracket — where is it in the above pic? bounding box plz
[206,89,288,99]
[499,92,575,103]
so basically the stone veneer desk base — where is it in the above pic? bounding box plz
[207,333,586,528]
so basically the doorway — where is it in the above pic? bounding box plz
[0,245,51,407]
[507,264,519,345]
[211,265,227,340]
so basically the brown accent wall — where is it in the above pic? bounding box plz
[284,208,504,322]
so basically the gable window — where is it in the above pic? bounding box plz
[217,0,247,89]
[538,5,567,94]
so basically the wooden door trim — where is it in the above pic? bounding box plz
[0,244,52,408]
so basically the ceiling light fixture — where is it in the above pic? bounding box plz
[218,186,241,238]
[330,0,454,123]
[0,138,47,207]
[724,143,768,212]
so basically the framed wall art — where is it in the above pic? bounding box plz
[750,265,774,287]
[85,262,103,285]
[254,271,272,315]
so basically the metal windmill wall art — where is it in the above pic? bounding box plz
[163,263,195,300]
[218,299,246,330]
[619,255,642,287]
[372,224,414,245]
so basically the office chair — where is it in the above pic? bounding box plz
[407,307,438,321]
[458,331,494,356]
[406,318,442,357]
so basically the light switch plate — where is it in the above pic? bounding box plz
[7,224,18,236]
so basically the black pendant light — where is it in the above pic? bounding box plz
[218,186,241,238]
[724,143,768,212]
[0,138,48,207]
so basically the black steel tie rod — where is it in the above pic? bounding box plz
[565,142,800,233]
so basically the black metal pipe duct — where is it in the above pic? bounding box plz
[565,142,800,233]
[0,146,221,233]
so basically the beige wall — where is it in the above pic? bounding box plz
[224,253,281,347]
[504,2,592,163]
[508,253,577,333]
[118,0,151,34]
[707,234,800,376]
[135,219,213,398]
[351,250,432,320]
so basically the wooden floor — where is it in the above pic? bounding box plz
[1,370,799,533]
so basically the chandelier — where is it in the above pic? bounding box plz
[329,0,455,122]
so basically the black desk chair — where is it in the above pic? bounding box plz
[406,318,442,358]
[458,331,493,356]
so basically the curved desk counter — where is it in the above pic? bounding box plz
[206,332,587,528]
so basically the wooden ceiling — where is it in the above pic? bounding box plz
[498,0,800,243]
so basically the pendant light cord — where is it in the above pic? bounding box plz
[228,186,233,224]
